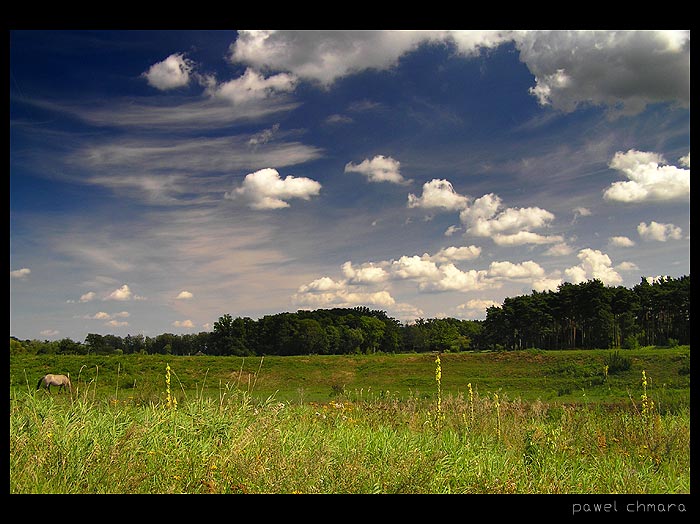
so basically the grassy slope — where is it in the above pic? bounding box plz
[11,346,690,408]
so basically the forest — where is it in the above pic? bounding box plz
[10,275,690,356]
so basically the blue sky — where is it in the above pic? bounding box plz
[10,30,690,341]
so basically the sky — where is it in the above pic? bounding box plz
[9,30,690,342]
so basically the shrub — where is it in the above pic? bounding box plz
[604,350,631,375]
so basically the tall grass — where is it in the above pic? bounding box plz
[9,362,689,494]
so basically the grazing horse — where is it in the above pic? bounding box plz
[37,374,72,394]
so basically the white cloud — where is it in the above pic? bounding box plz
[444,225,462,237]
[227,168,322,210]
[491,231,564,246]
[457,298,501,318]
[426,264,491,292]
[10,268,30,279]
[407,179,469,211]
[176,290,194,300]
[87,311,130,321]
[459,193,560,245]
[391,255,441,281]
[173,319,195,328]
[229,30,452,86]
[79,291,96,302]
[616,261,639,272]
[487,260,545,280]
[341,261,389,284]
[344,155,411,185]
[88,311,111,320]
[143,53,194,90]
[206,68,297,105]
[637,221,683,242]
[297,276,346,293]
[293,283,396,309]
[543,243,573,256]
[105,284,144,301]
[603,149,690,203]
[532,277,563,292]
[564,248,622,286]
[430,245,481,263]
[572,207,591,223]
[609,236,636,247]
[248,123,280,147]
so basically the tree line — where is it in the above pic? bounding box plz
[481,275,689,350]
[10,276,689,356]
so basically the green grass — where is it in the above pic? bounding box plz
[9,348,690,494]
[11,346,690,407]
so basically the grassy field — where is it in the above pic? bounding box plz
[9,347,691,496]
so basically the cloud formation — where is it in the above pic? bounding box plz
[460,193,561,246]
[564,248,623,286]
[10,268,30,279]
[205,68,297,105]
[408,179,469,211]
[637,221,683,242]
[345,155,411,185]
[226,168,322,210]
[228,30,689,114]
[143,53,194,90]
[604,149,690,203]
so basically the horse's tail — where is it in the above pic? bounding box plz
[36,376,43,390]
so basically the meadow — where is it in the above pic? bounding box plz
[9,347,691,496]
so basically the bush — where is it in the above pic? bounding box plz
[622,335,640,350]
[604,350,631,375]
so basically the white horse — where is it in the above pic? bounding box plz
[37,374,72,393]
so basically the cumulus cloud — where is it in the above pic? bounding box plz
[532,277,563,292]
[10,268,30,279]
[293,284,396,309]
[341,261,389,284]
[487,260,545,280]
[206,68,296,105]
[603,149,690,203]
[391,255,441,281]
[637,221,683,242]
[543,243,574,256]
[297,276,346,293]
[229,30,452,86]
[80,291,96,302]
[459,193,561,245]
[86,311,129,321]
[106,284,133,301]
[430,245,481,263]
[425,264,491,292]
[143,53,194,90]
[176,290,194,299]
[564,248,622,286]
[173,319,195,328]
[407,179,469,211]
[609,236,636,247]
[457,298,501,318]
[105,285,144,301]
[344,155,411,184]
[227,168,322,210]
